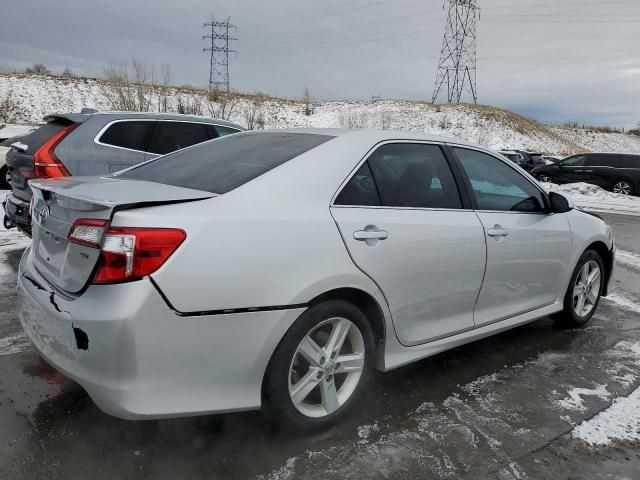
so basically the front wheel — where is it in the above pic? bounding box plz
[263,300,374,430]
[553,250,604,327]
[538,175,552,183]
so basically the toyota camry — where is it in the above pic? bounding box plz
[18,129,615,429]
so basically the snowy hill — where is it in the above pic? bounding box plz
[2,72,640,156]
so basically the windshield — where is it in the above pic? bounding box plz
[119,131,334,194]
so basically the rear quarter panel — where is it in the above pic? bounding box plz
[112,134,391,315]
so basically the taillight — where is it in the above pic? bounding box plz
[33,123,79,178]
[68,219,108,248]
[94,227,186,284]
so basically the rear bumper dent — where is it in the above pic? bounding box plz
[18,248,303,419]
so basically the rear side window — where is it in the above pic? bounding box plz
[368,143,462,209]
[147,121,211,155]
[562,155,587,167]
[99,121,155,152]
[621,156,640,168]
[119,132,334,194]
[215,125,242,137]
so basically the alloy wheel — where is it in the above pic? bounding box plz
[613,181,632,196]
[288,317,365,418]
[539,176,552,183]
[573,260,602,317]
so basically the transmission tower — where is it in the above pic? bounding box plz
[202,16,237,92]
[432,0,480,104]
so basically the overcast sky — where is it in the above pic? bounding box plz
[1,0,639,127]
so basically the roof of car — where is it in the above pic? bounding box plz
[44,111,245,130]
[260,128,482,148]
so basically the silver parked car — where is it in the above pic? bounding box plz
[17,130,615,429]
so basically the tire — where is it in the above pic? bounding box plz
[553,250,604,327]
[263,300,375,431]
[538,175,552,183]
[0,165,9,190]
[611,179,633,196]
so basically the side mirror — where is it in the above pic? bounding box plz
[549,191,573,213]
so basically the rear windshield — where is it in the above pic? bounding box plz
[119,132,334,194]
[18,121,70,154]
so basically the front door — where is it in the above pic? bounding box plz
[331,142,486,346]
[451,147,572,327]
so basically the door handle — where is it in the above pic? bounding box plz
[487,226,509,238]
[354,229,389,241]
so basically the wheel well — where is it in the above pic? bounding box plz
[586,241,613,296]
[309,288,386,343]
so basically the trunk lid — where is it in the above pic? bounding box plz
[29,176,214,293]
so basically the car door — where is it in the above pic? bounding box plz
[144,121,213,160]
[582,154,611,188]
[451,147,572,327]
[330,142,486,346]
[554,154,590,184]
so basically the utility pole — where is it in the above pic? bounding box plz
[432,0,480,104]
[202,16,237,92]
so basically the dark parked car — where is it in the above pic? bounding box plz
[499,150,545,172]
[532,152,640,196]
[3,111,244,233]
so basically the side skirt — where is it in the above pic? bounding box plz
[381,301,564,372]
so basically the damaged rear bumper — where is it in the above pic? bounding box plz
[17,247,303,419]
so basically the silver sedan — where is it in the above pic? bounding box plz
[17,129,615,429]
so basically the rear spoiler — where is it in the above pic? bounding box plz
[42,113,92,124]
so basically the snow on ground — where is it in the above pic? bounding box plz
[3,73,640,156]
[542,182,640,216]
[572,387,640,446]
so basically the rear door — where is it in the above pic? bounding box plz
[451,147,572,327]
[144,121,212,160]
[330,142,486,346]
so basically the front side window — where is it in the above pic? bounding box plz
[364,143,462,209]
[147,121,211,155]
[99,121,155,151]
[562,155,587,167]
[454,148,546,213]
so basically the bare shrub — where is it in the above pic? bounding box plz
[157,64,172,113]
[25,63,50,75]
[205,91,240,120]
[175,95,203,115]
[303,87,313,116]
[379,110,394,130]
[61,67,75,78]
[243,98,266,130]
[101,59,155,111]
[438,111,451,130]
[0,91,19,123]
[338,110,369,129]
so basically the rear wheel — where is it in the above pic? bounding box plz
[612,179,633,196]
[0,165,9,190]
[263,300,374,430]
[553,250,604,327]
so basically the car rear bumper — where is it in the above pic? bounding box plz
[4,193,31,235]
[17,247,303,419]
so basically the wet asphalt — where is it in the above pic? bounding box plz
[1,210,639,480]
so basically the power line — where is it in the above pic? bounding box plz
[202,16,237,92]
